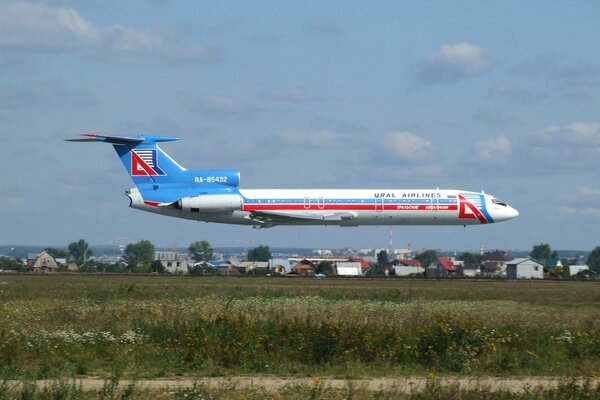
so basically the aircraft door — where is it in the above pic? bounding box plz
[318,197,325,209]
[304,197,310,209]
[375,197,384,212]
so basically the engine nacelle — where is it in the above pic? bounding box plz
[176,194,243,213]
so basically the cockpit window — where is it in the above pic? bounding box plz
[492,198,507,207]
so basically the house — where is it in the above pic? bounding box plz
[335,262,363,276]
[269,258,291,274]
[155,251,191,274]
[481,250,513,276]
[569,264,590,276]
[348,257,371,274]
[213,262,240,276]
[236,261,269,274]
[425,257,456,278]
[291,259,316,276]
[433,257,457,272]
[462,263,482,277]
[541,258,563,277]
[506,258,544,279]
[31,251,59,273]
[390,259,424,276]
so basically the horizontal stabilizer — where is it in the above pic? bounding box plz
[65,133,178,145]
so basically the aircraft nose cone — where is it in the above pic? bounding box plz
[498,206,519,221]
[490,204,519,222]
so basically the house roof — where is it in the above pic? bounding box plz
[349,257,370,270]
[437,257,456,271]
[484,251,513,262]
[507,257,544,266]
[482,261,502,271]
[541,258,561,267]
[399,259,422,267]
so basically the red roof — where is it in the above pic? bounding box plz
[400,259,422,267]
[437,257,456,271]
[350,257,371,270]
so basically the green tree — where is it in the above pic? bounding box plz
[376,250,389,268]
[0,257,21,271]
[316,261,333,275]
[530,243,557,260]
[44,248,69,260]
[587,246,600,273]
[460,252,484,264]
[247,245,272,262]
[151,260,166,274]
[415,249,439,267]
[68,239,92,265]
[188,241,213,263]
[125,240,155,268]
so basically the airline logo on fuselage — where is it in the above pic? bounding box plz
[374,192,442,198]
[131,150,166,176]
[458,194,490,224]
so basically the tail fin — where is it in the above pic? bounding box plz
[67,134,186,186]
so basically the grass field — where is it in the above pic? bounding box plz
[0,276,599,385]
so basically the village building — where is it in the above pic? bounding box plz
[291,259,316,276]
[235,261,269,274]
[269,258,291,274]
[389,259,424,276]
[425,257,456,278]
[335,262,363,276]
[569,264,590,276]
[541,258,563,277]
[31,251,59,273]
[506,258,544,279]
[481,250,513,276]
[462,263,482,277]
[155,251,190,274]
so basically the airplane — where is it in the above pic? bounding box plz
[67,134,519,228]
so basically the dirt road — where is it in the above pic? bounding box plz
[5,376,597,393]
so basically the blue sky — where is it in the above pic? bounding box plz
[1,1,600,252]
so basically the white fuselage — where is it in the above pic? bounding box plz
[127,188,519,228]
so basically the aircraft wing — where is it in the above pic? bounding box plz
[247,210,356,226]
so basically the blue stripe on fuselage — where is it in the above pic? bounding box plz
[479,194,494,223]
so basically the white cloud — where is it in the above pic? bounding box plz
[414,42,492,84]
[105,25,214,65]
[515,122,600,173]
[278,130,344,147]
[538,122,600,145]
[578,186,600,197]
[0,1,216,64]
[464,135,511,164]
[0,2,101,49]
[379,131,433,162]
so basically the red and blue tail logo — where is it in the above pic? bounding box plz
[131,149,166,176]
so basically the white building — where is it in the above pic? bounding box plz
[155,251,190,274]
[335,262,363,276]
[393,265,424,276]
[506,258,544,280]
[569,264,590,276]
